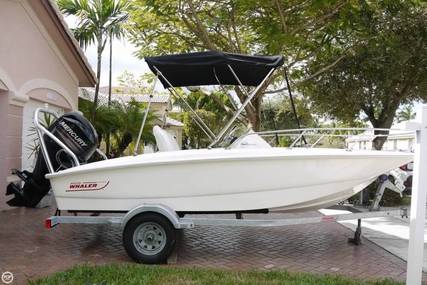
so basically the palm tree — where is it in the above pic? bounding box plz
[58,0,130,120]
[106,20,128,154]
[78,97,121,144]
[397,104,416,123]
[111,99,156,156]
[107,23,128,106]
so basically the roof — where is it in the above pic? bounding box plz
[165,117,184,127]
[27,0,96,86]
[98,86,170,103]
[345,122,415,143]
[79,88,112,105]
[79,88,183,128]
[154,117,184,128]
[119,94,170,103]
[79,88,170,105]
[145,51,284,88]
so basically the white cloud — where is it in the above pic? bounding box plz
[64,15,150,87]
[84,39,150,87]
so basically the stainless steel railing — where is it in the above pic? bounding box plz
[232,127,415,150]
[33,108,107,174]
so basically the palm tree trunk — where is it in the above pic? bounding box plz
[108,33,113,106]
[106,33,113,155]
[91,36,103,121]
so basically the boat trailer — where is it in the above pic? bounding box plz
[45,204,408,263]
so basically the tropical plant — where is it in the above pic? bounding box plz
[25,113,56,160]
[261,96,315,132]
[260,95,316,147]
[397,104,416,123]
[127,0,352,131]
[58,0,130,119]
[79,98,121,143]
[116,70,159,95]
[177,110,220,149]
[78,98,156,157]
[111,99,156,157]
[128,0,427,148]
[301,0,427,150]
[172,89,235,148]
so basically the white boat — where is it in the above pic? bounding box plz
[6,51,413,214]
[46,147,411,212]
[5,51,415,265]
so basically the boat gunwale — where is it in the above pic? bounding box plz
[46,149,412,180]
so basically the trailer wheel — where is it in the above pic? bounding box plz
[123,212,176,264]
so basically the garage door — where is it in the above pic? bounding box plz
[22,100,64,171]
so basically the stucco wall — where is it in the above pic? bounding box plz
[0,0,80,209]
[0,0,79,108]
[150,102,168,115]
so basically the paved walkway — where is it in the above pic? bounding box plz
[0,207,422,284]
[321,208,427,271]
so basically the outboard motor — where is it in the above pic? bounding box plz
[6,112,98,207]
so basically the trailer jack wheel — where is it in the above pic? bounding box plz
[123,212,176,264]
[348,218,362,245]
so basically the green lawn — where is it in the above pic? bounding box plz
[29,264,403,285]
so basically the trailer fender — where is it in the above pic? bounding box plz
[122,204,194,229]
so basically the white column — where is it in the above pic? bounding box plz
[406,105,427,285]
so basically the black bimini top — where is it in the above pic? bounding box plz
[145,51,284,88]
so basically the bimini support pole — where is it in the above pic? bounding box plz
[209,67,275,148]
[134,75,158,155]
[227,64,251,98]
[152,66,216,141]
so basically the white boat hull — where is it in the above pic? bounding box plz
[46,148,412,212]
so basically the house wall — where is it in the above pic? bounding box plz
[0,0,80,209]
[347,137,415,152]
[0,0,78,108]
[166,126,183,148]
[150,102,168,115]
[0,91,23,209]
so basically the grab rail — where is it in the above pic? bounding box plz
[33,108,80,173]
[234,127,416,150]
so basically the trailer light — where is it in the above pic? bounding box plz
[45,219,52,229]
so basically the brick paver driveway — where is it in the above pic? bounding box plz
[0,207,416,284]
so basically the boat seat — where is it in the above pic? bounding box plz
[153,125,180,152]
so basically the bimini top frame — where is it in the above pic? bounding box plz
[144,51,284,148]
[145,51,284,87]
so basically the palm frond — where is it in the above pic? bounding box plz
[72,24,97,49]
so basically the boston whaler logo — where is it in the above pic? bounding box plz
[59,121,88,147]
[67,181,109,192]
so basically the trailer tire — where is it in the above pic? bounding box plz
[123,212,176,264]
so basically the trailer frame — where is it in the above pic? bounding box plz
[44,204,408,263]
